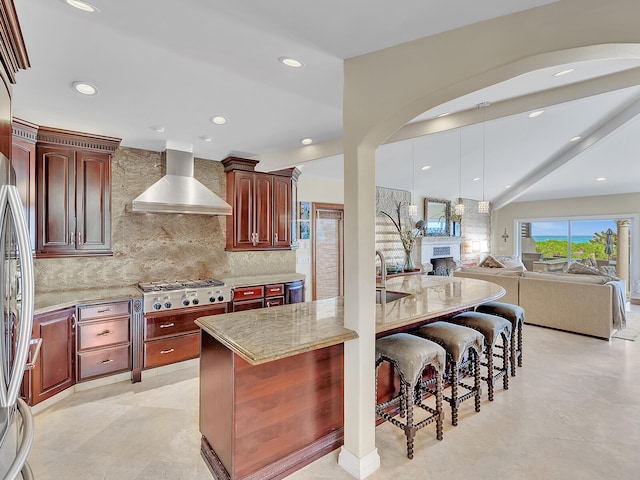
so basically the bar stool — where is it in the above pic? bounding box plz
[412,321,484,426]
[476,301,525,376]
[375,333,446,459]
[449,311,512,401]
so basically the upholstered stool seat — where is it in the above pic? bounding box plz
[412,321,484,426]
[476,301,525,376]
[375,333,446,459]
[450,311,512,401]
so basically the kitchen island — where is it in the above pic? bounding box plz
[196,275,504,480]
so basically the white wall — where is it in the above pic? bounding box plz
[295,175,345,300]
[493,192,640,285]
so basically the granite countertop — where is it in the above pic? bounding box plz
[34,285,142,315]
[196,275,504,365]
[221,273,306,288]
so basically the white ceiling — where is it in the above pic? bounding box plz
[10,0,640,208]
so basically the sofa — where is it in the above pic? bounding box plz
[454,265,626,340]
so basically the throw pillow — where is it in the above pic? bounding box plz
[495,255,527,271]
[564,260,602,276]
[479,255,506,268]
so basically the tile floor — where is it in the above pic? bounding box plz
[27,308,640,480]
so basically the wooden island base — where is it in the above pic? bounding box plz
[199,333,345,480]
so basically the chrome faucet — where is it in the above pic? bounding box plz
[376,250,387,297]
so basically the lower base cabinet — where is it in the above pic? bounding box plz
[26,307,76,406]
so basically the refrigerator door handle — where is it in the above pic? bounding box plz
[0,186,35,408]
[24,338,43,371]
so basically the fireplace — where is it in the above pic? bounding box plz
[415,237,462,274]
[430,257,455,276]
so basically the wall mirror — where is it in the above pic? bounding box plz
[423,198,451,236]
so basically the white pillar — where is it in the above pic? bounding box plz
[617,219,630,295]
[338,144,380,479]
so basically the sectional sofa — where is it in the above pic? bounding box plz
[453,266,626,340]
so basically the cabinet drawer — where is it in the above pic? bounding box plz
[78,301,130,321]
[233,286,264,300]
[144,334,200,369]
[233,298,265,312]
[145,314,199,341]
[265,296,284,307]
[265,284,284,297]
[78,317,130,351]
[78,344,131,381]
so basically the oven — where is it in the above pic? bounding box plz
[135,279,231,376]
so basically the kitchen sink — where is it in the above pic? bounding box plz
[375,290,410,304]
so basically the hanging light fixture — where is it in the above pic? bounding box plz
[408,141,418,216]
[478,101,491,214]
[454,128,465,216]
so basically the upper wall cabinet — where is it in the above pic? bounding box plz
[222,157,300,251]
[11,119,38,251]
[34,126,121,257]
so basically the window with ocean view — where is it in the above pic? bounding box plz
[520,219,619,264]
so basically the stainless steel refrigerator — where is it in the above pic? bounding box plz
[0,153,35,479]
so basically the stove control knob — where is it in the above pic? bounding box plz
[153,302,162,310]
[192,298,200,305]
[164,301,172,309]
[182,298,190,307]
[209,296,217,303]
[217,295,225,302]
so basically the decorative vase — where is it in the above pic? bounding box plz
[403,249,415,272]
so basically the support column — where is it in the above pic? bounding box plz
[616,219,630,295]
[338,144,380,479]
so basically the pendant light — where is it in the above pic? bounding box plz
[454,128,465,216]
[478,101,490,214]
[408,141,418,216]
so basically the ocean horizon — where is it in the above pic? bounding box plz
[533,235,595,243]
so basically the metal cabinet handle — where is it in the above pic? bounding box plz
[160,348,175,355]
[99,359,114,365]
[77,232,82,245]
[70,232,75,245]
[97,330,112,336]
[71,313,77,330]
[24,338,43,371]
[274,233,278,242]
[159,323,175,328]
[97,308,111,313]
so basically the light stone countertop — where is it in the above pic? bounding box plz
[220,273,306,288]
[196,275,504,365]
[34,285,142,315]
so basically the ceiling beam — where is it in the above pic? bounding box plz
[491,91,640,210]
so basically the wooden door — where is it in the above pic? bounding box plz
[36,145,76,255]
[230,170,255,249]
[272,175,291,247]
[253,173,273,248]
[75,150,111,253]
[30,308,76,405]
[312,204,344,300]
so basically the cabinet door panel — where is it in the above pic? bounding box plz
[254,174,273,247]
[36,146,75,253]
[273,176,291,247]
[233,171,255,248]
[11,137,36,250]
[75,151,111,252]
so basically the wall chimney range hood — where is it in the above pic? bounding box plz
[132,142,232,215]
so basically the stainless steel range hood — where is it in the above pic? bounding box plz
[132,143,232,215]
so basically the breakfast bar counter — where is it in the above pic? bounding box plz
[196,275,504,480]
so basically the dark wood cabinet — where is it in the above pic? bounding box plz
[232,280,304,311]
[222,156,300,251]
[11,118,37,251]
[26,307,76,406]
[35,126,120,257]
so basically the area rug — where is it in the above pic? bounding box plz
[612,310,640,341]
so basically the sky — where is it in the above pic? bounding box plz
[531,220,617,237]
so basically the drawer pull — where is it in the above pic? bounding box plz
[160,348,175,355]
[159,323,175,328]
[97,308,111,313]
[97,330,112,336]
[100,359,114,365]
[242,290,255,296]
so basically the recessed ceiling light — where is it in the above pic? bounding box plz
[62,0,100,13]
[437,112,450,118]
[279,57,304,68]
[505,185,511,189]
[473,177,480,182]
[210,116,227,125]
[570,135,581,142]
[151,125,165,133]
[300,138,313,145]
[72,81,98,95]
[421,165,431,171]
[553,68,574,77]
[528,110,544,118]
[596,177,606,182]
[200,135,212,142]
